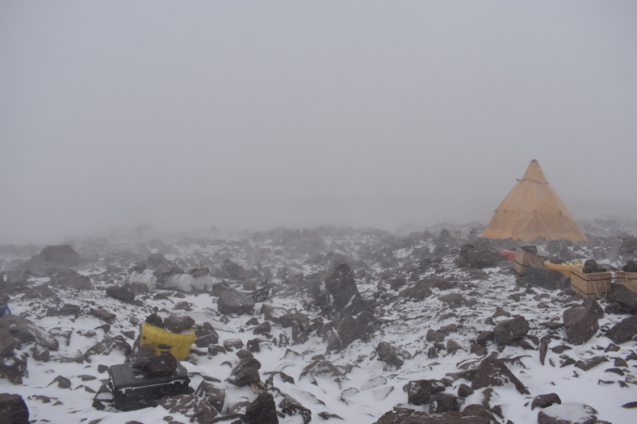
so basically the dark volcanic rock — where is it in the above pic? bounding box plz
[493,316,529,344]
[0,315,59,351]
[195,380,226,412]
[563,299,603,345]
[218,290,255,316]
[471,352,529,394]
[458,383,474,398]
[400,280,433,301]
[105,284,136,304]
[537,402,598,424]
[373,408,489,424]
[456,243,501,269]
[522,267,569,291]
[133,352,178,375]
[0,356,28,385]
[157,393,218,423]
[532,393,562,410]
[607,283,637,311]
[376,342,404,367]
[164,314,195,334]
[222,259,247,281]
[438,293,465,306]
[195,322,219,347]
[605,315,637,345]
[0,328,20,357]
[403,379,446,405]
[245,392,278,424]
[228,358,261,387]
[324,263,361,311]
[26,245,80,269]
[575,355,608,371]
[253,321,271,335]
[476,331,494,346]
[145,313,164,328]
[326,311,378,352]
[429,393,463,413]
[279,393,311,424]
[427,329,445,342]
[0,393,29,423]
[90,308,116,324]
[84,335,132,361]
[50,268,94,290]
[147,252,169,269]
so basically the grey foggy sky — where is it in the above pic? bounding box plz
[1,1,636,243]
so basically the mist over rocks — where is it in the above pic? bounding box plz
[0,221,636,422]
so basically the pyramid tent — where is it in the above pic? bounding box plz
[481,160,587,242]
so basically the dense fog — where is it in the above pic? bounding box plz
[1,1,636,243]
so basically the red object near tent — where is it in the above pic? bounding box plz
[499,250,515,261]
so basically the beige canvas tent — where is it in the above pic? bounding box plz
[482,159,587,242]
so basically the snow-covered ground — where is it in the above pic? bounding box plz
[1,222,636,423]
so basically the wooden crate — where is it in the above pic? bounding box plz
[615,271,637,293]
[512,248,546,275]
[570,267,612,299]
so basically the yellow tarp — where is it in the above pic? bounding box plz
[140,322,195,360]
[482,160,587,242]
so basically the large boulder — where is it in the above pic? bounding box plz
[26,245,80,269]
[456,244,501,269]
[222,259,247,281]
[0,328,20,357]
[218,290,255,316]
[522,267,569,291]
[400,280,433,301]
[326,311,378,352]
[228,357,261,387]
[493,316,529,344]
[605,315,637,345]
[471,352,529,394]
[537,402,598,424]
[374,409,489,424]
[563,300,603,345]
[105,284,136,304]
[607,283,637,311]
[0,315,59,351]
[245,392,278,424]
[194,322,219,348]
[50,268,94,290]
[376,342,405,367]
[0,356,28,385]
[0,393,29,423]
[324,263,361,311]
[164,314,195,334]
[403,379,447,405]
[429,393,464,413]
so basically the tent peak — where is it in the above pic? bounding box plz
[522,160,548,184]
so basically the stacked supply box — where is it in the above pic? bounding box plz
[570,267,612,299]
[512,247,546,275]
[614,271,637,293]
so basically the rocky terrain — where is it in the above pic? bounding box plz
[1,220,637,424]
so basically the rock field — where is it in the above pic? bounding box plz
[1,221,637,424]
